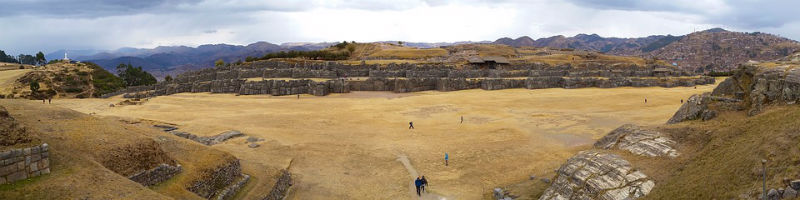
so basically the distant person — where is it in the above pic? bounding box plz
[445,153,449,166]
[421,176,428,193]
[42,99,45,104]
[297,94,300,99]
[644,97,647,104]
[409,121,414,129]
[681,99,684,104]
[460,116,463,124]
[48,97,52,104]
[415,177,422,196]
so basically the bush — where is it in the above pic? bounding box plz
[77,71,89,76]
[29,81,40,92]
[19,65,24,69]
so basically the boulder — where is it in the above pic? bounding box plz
[767,188,779,200]
[791,180,800,190]
[248,143,260,148]
[784,187,798,199]
[594,124,679,158]
[701,110,717,121]
[538,151,654,200]
[667,93,711,124]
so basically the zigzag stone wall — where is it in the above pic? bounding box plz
[104,61,714,98]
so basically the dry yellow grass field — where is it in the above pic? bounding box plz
[0,69,31,94]
[52,82,719,199]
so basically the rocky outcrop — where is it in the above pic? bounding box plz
[667,93,712,124]
[263,169,292,200]
[539,151,655,200]
[669,59,800,124]
[594,124,678,158]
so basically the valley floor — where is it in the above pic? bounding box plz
[52,84,718,199]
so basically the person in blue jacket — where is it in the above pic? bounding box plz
[445,153,449,166]
[415,176,423,196]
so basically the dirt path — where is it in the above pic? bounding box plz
[397,155,450,200]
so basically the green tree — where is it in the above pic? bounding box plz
[215,59,225,67]
[164,75,173,82]
[347,44,356,54]
[35,51,46,65]
[116,63,157,87]
[30,81,40,92]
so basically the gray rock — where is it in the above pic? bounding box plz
[248,143,260,148]
[246,137,262,143]
[494,188,505,199]
[792,180,800,190]
[767,188,779,200]
[538,151,654,200]
[540,178,550,184]
[594,124,679,158]
[701,110,717,121]
[784,187,798,199]
[529,175,536,180]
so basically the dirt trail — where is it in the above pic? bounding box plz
[398,155,450,200]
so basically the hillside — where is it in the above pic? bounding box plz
[636,30,800,72]
[494,28,800,72]
[0,100,241,199]
[0,62,124,99]
[494,34,666,53]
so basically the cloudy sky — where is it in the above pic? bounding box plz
[1,0,799,55]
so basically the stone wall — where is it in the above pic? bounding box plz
[263,170,292,200]
[128,163,182,186]
[0,143,50,184]
[105,61,715,98]
[187,159,245,199]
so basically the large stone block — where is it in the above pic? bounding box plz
[7,171,27,182]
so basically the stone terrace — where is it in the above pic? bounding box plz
[106,61,714,98]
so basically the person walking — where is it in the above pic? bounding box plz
[444,153,449,166]
[48,97,52,104]
[680,99,683,104]
[421,176,428,193]
[460,116,463,124]
[415,176,423,196]
[644,97,647,103]
[409,121,414,129]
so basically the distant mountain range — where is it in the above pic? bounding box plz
[494,28,800,72]
[49,28,800,78]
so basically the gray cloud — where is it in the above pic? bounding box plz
[0,0,798,55]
